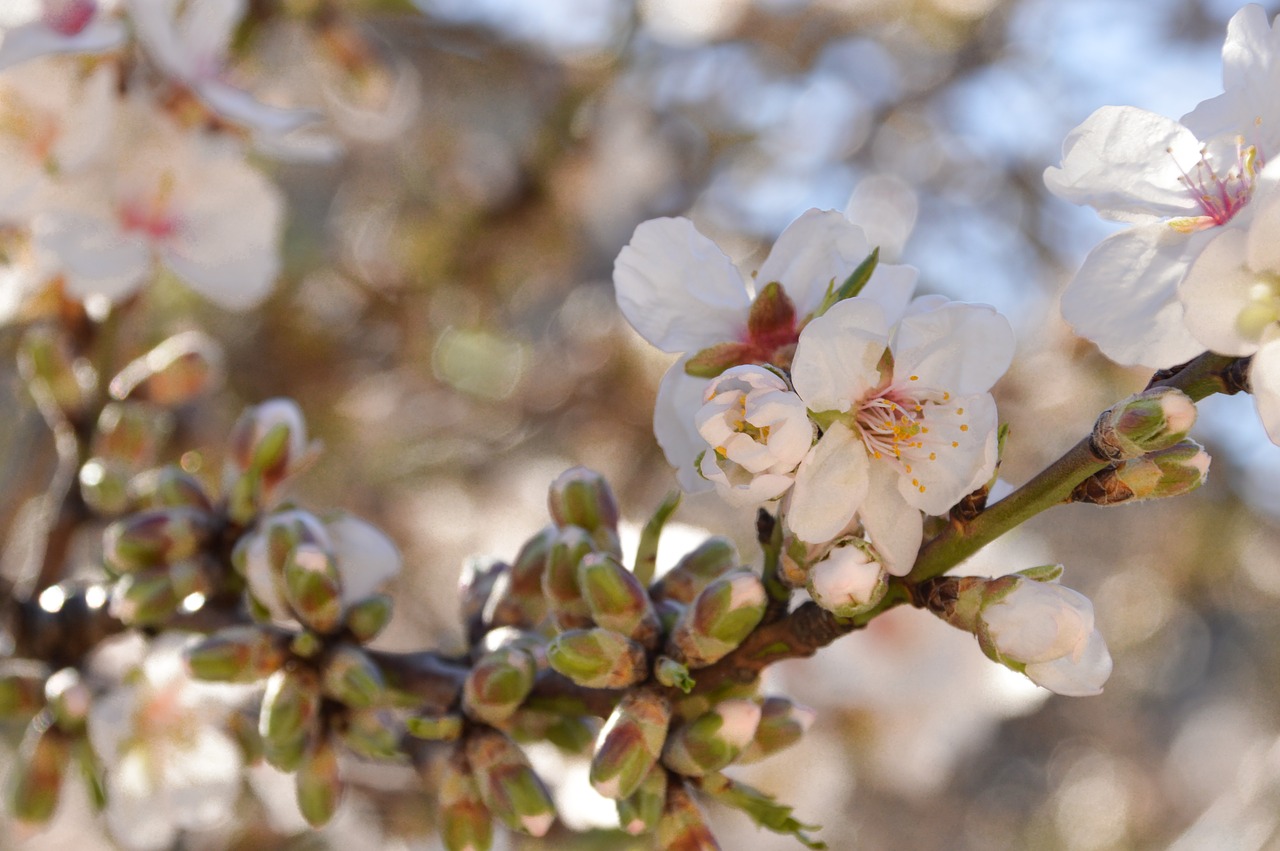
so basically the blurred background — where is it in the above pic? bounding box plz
[4,0,1280,848]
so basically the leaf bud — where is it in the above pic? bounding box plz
[184,626,289,682]
[737,697,817,764]
[578,553,660,647]
[260,667,321,771]
[542,526,596,630]
[339,707,402,759]
[654,656,694,693]
[590,688,672,800]
[464,729,557,838]
[1093,387,1196,460]
[546,628,647,689]
[661,699,761,777]
[1071,440,1211,505]
[438,746,494,851]
[652,537,739,604]
[616,764,668,836]
[657,779,720,851]
[322,644,386,709]
[462,646,537,725]
[295,735,344,827]
[667,570,766,668]
[406,711,465,742]
[103,507,212,573]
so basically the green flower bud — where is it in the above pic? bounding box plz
[42,669,91,732]
[1071,440,1211,505]
[661,699,762,777]
[542,526,596,630]
[657,779,720,851]
[654,656,694,693]
[487,526,554,629]
[260,668,321,771]
[107,330,224,405]
[439,746,493,851]
[465,729,556,838]
[184,626,289,682]
[345,594,394,644]
[1093,388,1196,460]
[548,467,619,534]
[459,556,507,634]
[542,716,597,753]
[284,543,344,634]
[339,708,402,759]
[0,661,51,719]
[463,646,537,725]
[546,628,647,689]
[225,399,315,520]
[652,537,739,604]
[103,507,212,572]
[590,688,672,800]
[108,569,179,626]
[127,465,213,511]
[405,712,465,742]
[322,644,386,709]
[78,458,132,516]
[737,697,817,764]
[617,764,667,836]
[295,735,344,827]
[18,327,91,418]
[578,553,660,647]
[667,571,766,668]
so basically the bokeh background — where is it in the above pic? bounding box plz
[4,0,1280,848]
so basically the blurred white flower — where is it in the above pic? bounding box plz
[786,296,1013,573]
[694,365,814,506]
[87,633,248,851]
[0,0,125,71]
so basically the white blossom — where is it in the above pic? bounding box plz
[0,0,125,71]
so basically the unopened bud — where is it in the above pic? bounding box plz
[617,764,668,836]
[42,669,91,732]
[465,729,556,838]
[10,719,71,824]
[127,466,213,511]
[339,707,401,759]
[548,467,619,534]
[284,543,344,634]
[1093,388,1196,460]
[103,507,212,572]
[108,331,224,405]
[225,398,314,517]
[260,668,321,771]
[579,553,660,647]
[590,688,672,800]
[652,537,738,604]
[459,557,507,633]
[0,661,51,719]
[1072,440,1211,505]
[78,458,131,515]
[543,716,596,753]
[406,711,465,741]
[295,735,344,827]
[108,569,179,626]
[657,780,720,851]
[542,526,596,630]
[345,594,394,643]
[18,327,91,418]
[654,656,694,693]
[92,402,169,469]
[322,644,386,709]
[487,526,554,629]
[806,544,886,618]
[737,697,817,763]
[439,746,494,851]
[184,626,288,682]
[668,571,766,668]
[546,628,647,689]
[463,646,536,725]
[661,699,761,777]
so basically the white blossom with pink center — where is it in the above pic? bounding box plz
[693,364,814,506]
[1044,5,1280,369]
[31,100,284,309]
[0,0,125,71]
[613,208,918,492]
[786,296,1014,573]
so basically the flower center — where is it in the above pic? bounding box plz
[1168,138,1259,232]
[1237,275,1280,340]
[119,172,179,240]
[853,376,969,494]
[43,0,97,36]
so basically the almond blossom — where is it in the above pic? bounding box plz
[0,0,125,71]
[1044,4,1280,369]
[786,296,1014,572]
[613,208,917,492]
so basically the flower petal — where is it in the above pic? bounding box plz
[859,459,923,576]
[791,297,888,414]
[1024,629,1113,697]
[1179,227,1262,355]
[328,513,402,607]
[1251,337,1280,445]
[900,393,998,516]
[613,217,750,352]
[787,422,868,545]
[755,208,870,316]
[653,360,713,493]
[1182,6,1280,152]
[890,302,1014,396]
[34,211,150,303]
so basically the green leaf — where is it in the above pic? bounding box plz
[634,490,680,586]
[697,773,826,849]
[684,342,756,378]
[811,247,880,320]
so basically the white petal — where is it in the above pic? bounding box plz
[790,297,888,413]
[327,513,402,606]
[1024,629,1113,697]
[787,422,868,544]
[197,79,320,134]
[613,217,750,352]
[900,394,998,516]
[890,302,1014,396]
[1043,106,1205,222]
[174,0,244,68]
[106,748,179,851]
[1247,189,1280,273]
[755,208,870,315]
[127,0,194,77]
[653,361,713,493]
[1184,6,1280,151]
[1062,221,1209,368]
[1179,227,1262,355]
[34,212,150,302]
[0,16,125,70]
[161,727,243,831]
[859,459,922,575]
[1251,338,1280,445]
[860,261,919,326]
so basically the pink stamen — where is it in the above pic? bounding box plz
[1169,138,1259,226]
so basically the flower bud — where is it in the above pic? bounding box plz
[1093,387,1196,460]
[18,327,91,419]
[438,746,494,851]
[542,526,596,630]
[127,466,213,511]
[108,330,224,405]
[345,594,394,644]
[260,667,321,771]
[233,509,331,623]
[78,458,132,515]
[284,543,344,634]
[339,707,401,759]
[590,688,672,800]
[10,720,71,824]
[42,669,90,732]
[657,779,720,851]
[322,644,386,709]
[617,764,667,836]
[0,661,51,719]
[108,569,179,626]
[459,556,507,633]
[546,628,647,689]
[185,626,289,682]
[542,716,596,753]
[464,729,557,838]
[806,543,887,618]
[548,467,619,534]
[225,398,315,519]
[463,646,537,725]
[661,699,761,777]
[737,697,817,764]
[652,537,738,604]
[295,735,344,827]
[578,553,660,647]
[667,570,766,668]
[92,402,168,470]
[103,507,212,573]
[406,712,465,742]
[487,526,554,629]
[1071,440,1211,505]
